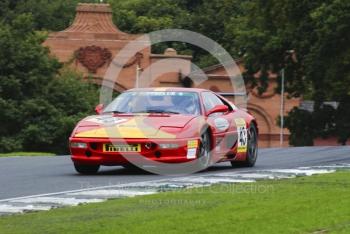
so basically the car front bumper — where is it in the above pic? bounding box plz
[70,137,200,166]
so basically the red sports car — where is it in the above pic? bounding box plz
[69,88,258,174]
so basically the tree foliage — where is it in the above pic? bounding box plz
[1,0,349,148]
[0,14,98,153]
[233,0,350,145]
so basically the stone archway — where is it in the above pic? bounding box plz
[247,103,274,147]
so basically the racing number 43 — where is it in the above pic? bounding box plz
[235,118,248,153]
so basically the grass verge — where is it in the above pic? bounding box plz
[0,152,55,157]
[1,171,350,233]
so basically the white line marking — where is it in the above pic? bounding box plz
[0,178,173,203]
[70,190,156,197]
[171,177,255,184]
[216,173,290,180]
[299,164,350,169]
[14,197,104,206]
[267,169,335,176]
[117,181,197,189]
[0,204,52,213]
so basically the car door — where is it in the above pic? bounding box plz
[201,92,238,156]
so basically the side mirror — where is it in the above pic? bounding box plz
[95,104,104,115]
[207,105,229,116]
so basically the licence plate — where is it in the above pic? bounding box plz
[103,144,141,152]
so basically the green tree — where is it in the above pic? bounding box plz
[108,0,246,67]
[284,108,314,146]
[0,0,76,31]
[0,14,98,153]
[233,0,350,145]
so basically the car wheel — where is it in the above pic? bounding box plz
[74,163,100,175]
[199,130,211,169]
[231,123,258,167]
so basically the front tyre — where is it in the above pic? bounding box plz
[74,163,100,175]
[231,123,258,167]
[198,130,211,169]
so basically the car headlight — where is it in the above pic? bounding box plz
[159,143,179,149]
[70,142,88,149]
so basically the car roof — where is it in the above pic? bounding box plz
[126,87,209,93]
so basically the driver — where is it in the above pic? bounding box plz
[171,94,198,115]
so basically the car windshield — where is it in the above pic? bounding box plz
[103,91,201,115]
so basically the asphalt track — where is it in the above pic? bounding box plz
[0,146,349,200]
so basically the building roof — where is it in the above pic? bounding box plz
[46,3,141,41]
[201,59,243,73]
[63,3,121,34]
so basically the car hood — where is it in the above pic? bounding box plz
[73,114,197,139]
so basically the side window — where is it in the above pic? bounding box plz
[202,92,224,112]
[217,96,235,111]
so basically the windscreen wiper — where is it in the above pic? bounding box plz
[103,111,126,114]
[112,111,126,114]
[145,109,180,114]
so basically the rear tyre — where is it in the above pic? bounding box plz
[231,123,258,168]
[74,163,100,175]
